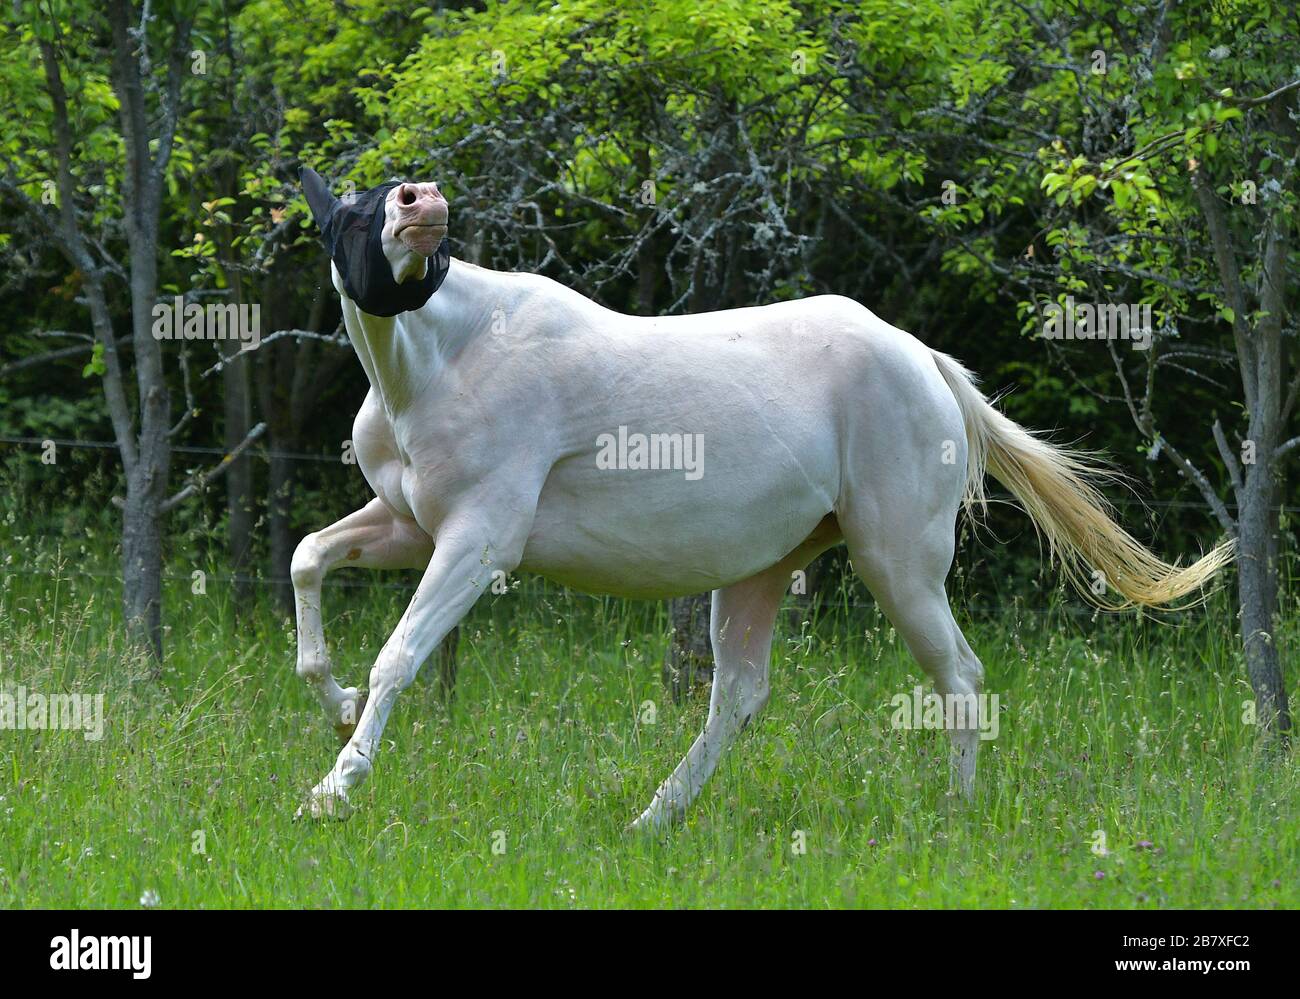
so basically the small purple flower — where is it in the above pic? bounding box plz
[1094,870,1106,880]
[867,838,878,847]
[1136,840,1154,850]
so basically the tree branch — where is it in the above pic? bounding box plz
[1153,433,1239,537]
[197,328,348,379]
[145,422,269,514]
[1212,417,1244,502]
[30,38,139,470]
[1,344,93,378]
[1191,164,1258,413]
[1218,77,1300,108]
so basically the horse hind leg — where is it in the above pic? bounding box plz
[844,514,987,797]
[632,517,841,830]
[631,573,784,830]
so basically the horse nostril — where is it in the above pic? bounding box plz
[398,184,417,206]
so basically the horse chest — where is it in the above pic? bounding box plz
[371,414,481,529]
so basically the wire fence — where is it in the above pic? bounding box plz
[0,433,342,464]
[0,560,1201,621]
[2,432,1297,513]
[0,431,1284,621]
[0,563,413,592]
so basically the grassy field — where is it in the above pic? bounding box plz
[1,544,1296,909]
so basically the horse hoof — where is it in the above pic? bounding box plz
[295,785,353,821]
[627,803,677,834]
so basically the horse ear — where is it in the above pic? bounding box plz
[299,165,338,232]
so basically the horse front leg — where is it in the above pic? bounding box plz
[290,498,433,739]
[297,510,531,819]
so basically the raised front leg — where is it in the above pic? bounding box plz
[297,510,531,819]
[290,498,433,737]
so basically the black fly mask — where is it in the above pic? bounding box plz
[300,166,450,318]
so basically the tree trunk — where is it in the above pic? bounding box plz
[255,325,297,615]
[106,0,186,661]
[121,475,164,662]
[784,550,835,632]
[1236,470,1291,740]
[222,334,254,605]
[217,165,255,606]
[266,443,295,613]
[663,593,713,701]
[119,254,171,661]
[636,227,657,316]
[1189,104,1293,743]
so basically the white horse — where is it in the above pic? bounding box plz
[291,169,1232,827]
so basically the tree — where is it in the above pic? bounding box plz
[925,0,1296,736]
[4,2,186,657]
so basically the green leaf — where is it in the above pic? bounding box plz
[82,342,106,379]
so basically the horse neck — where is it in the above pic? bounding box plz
[343,258,498,417]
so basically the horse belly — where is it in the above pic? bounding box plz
[519,444,837,599]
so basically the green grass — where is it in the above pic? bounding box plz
[0,545,1296,909]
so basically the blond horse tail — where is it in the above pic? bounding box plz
[930,350,1233,609]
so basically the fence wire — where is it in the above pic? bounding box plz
[0,432,1279,621]
[0,559,1231,622]
[1,432,1296,513]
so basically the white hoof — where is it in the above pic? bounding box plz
[626,812,654,834]
[295,780,354,821]
[627,800,681,833]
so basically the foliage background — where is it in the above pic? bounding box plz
[5,0,1290,607]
